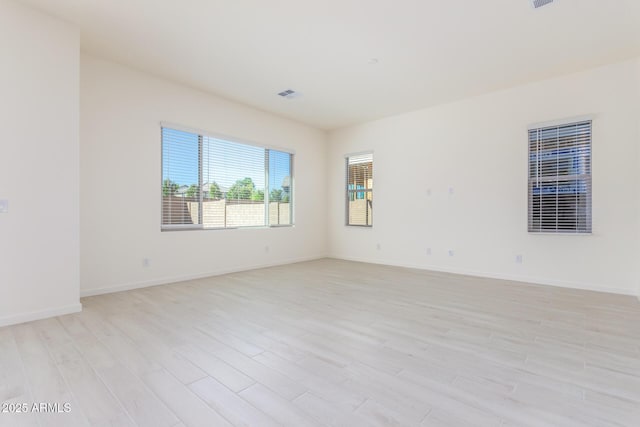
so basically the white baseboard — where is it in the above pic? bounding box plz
[0,303,83,328]
[80,255,327,298]
[330,255,638,297]
[75,253,640,302]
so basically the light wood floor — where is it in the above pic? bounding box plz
[1,259,640,427]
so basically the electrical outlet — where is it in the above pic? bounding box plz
[448,249,454,257]
[426,189,432,196]
[426,247,432,255]
[516,254,523,264]
[448,187,454,195]
[0,200,8,213]
[376,243,381,250]
[264,245,270,253]
[142,258,151,268]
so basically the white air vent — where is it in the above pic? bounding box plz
[277,89,300,99]
[531,0,554,8]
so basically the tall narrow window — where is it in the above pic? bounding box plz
[268,149,294,226]
[528,120,592,233]
[162,128,201,227]
[161,126,293,230]
[346,153,373,226]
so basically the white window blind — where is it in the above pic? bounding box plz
[528,120,592,233]
[162,128,201,227]
[161,126,293,230]
[346,153,373,226]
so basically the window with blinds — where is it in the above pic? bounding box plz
[528,120,591,233]
[346,153,373,226]
[161,126,293,230]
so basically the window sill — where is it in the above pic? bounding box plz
[528,231,592,236]
[161,224,294,232]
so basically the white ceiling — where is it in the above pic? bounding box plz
[18,0,640,130]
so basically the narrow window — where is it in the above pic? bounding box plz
[162,128,201,228]
[268,149,294,226]
[346,153,373,226]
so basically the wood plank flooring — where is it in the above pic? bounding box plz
[1,259,639,426]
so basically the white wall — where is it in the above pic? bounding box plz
[80,55,327,296]
[328,59,640,296]
[2,0,637,325]
[637,59,640,298]
[0,0,81,326]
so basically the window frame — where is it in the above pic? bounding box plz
[345,152,373,227]
[527,118,592,234]
[160,123,294,231]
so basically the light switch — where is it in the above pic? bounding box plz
[0,200,7,213]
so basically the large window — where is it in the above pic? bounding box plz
[528,120,591,233]
[161,126,293,230]
[346,153,373,226]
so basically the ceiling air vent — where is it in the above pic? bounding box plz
[277,89,300,99]
[531,0,554,8]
